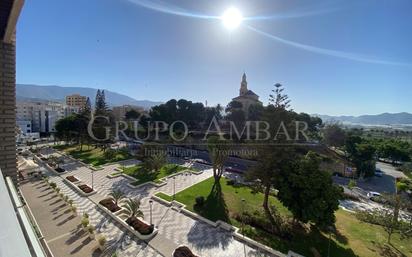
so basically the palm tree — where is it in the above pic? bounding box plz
[122,198,144,219]
[207,135,230,184]
[109,189,125,206]
[144,153,166,172]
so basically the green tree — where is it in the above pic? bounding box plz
[125,109,141,120]
[207,135,230,184]
[94,89,108,116]
[276,151,342,228]
[323,123,346,147]
[248,145,296,228]
[247,82,296,228]
[144,152,167,172]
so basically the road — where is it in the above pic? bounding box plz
[333,161,406,195]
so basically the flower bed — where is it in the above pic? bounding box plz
[55,167,65,173]
[173,246,199,257]
[125,217,154,235]
[66,176,79,183]
[78,184,93,194]
[99,198,121,213]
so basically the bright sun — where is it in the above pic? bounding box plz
[221,7,243,30]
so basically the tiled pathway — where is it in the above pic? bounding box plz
[33,147,281,257]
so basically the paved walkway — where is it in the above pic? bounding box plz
[20,178,101,257]
[32,147,279,257]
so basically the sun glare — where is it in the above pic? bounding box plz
[221,7,243,30]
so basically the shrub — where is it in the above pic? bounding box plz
[68,199,74,206]
[104,149,116,160]
[195,196,205,206]
[64,195,69,202]
[83,213,89,219]
[226,180,235,186]
[97,235,106,246]
[49,182,56,188]
[81,217,89,228]
[55,187,60,193]
[71,206,77,213]
[87,225,95,234]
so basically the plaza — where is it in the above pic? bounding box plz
[19,147,283,257]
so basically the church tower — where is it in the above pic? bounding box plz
[239,72,248,96]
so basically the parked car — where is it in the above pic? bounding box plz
[375,168,383,177]
[367,191,381,199]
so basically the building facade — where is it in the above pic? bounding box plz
[232,73,262,115]
[112,105,144,120]
[66,94,87,107]
[0,0,24,181]
[16,100,65,133]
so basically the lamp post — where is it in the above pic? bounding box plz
[91,170,94,190]
[173,177,176,200]
[149,199,153,225]
[241,198,246,257]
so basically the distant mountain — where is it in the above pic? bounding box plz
[16,84,162,109]
[314,112,412,125]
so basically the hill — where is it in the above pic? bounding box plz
[16,84,162,109]
[314,112,412,125]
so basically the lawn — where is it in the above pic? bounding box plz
[124,163,188,186]
[156,177,412,257]
[53,144,132,166]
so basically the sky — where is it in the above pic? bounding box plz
[16,0,412,116]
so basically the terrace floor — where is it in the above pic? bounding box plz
[20,178,100,257]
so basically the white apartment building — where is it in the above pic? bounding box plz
[16,100,66,133]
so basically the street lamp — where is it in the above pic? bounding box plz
[149,199,153,225]
[241,198,246,257]
[173,177,176,200]
[91,170,94,190]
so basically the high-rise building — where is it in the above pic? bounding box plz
[16,100,65,133]
[66,94,87,108]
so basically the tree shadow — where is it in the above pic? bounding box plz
[333,229,349,245]
[193,181,230,223]
[370,241,408,257]
[186,220,232,250]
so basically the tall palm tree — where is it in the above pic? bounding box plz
[109,189,125,206]
[207,135,230,184]
[122,198,144,219]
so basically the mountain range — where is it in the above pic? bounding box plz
[314,112,412,125]
[16,84,162,109]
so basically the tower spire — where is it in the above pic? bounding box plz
[240,72,248,96]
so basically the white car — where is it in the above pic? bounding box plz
[367,191,381,199]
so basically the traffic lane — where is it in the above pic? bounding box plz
[332,174,396,194]
[169,146,255,172]
[376,161,406,179]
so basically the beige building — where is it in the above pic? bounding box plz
[66,94,87,107]
[112,105,144,120]
[232,73,262,114]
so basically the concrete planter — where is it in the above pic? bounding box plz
[96,200,158,240]
[64,178,96,197]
